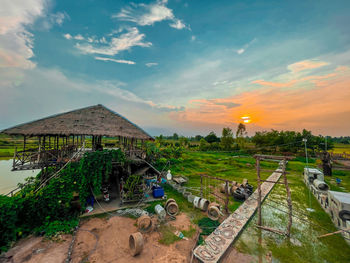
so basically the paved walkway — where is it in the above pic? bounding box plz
[194,169,283,262]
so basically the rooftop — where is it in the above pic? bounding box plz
[1,104,153,140]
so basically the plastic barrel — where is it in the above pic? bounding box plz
[193,196,201,208]
[129,232,144,256]
[155,204,166,220]
[182,191,191,198]
[187,194,195,203]
[199,198,210,211]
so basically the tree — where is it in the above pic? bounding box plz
[236,123,247,149]
[179,137,189,147]
[221,127,234,150]
[205,132,220,143]
[236,123,247,138]
[199,138,209,151]
[194,135,203,141]
[172,133,179,140]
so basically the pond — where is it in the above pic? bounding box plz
[0,159,40,195]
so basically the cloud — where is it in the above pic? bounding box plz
[74,34,84,40]
[0,66,183,131]
[0,0,46,69]
[113,0,189,30]
[63,33,72,39]
[191,35,196,42]
[169,19,187,30]
[75,27,151,56]
[94,56,135,65]
[50,12,67,26]
[236,38,257,55]
[146,62,158,67]
[170,66,350,136]
[287,60,329,73]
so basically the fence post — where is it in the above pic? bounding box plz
[200,175,203,198]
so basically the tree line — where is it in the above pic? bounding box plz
[156,124,335,154]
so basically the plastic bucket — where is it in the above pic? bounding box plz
[199,198,210,211]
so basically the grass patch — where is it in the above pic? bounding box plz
[158,225,181,245]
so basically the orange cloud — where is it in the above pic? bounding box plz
[170,67,350,136]
[287,60,328,73]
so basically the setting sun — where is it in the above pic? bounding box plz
[241,116,251,124]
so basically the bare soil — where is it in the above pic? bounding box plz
[1,213,197,263]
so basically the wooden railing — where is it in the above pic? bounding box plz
[12,145,81,170]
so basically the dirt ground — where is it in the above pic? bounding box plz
[1,213,197,263]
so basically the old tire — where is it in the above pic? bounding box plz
[207,204,220,221]
[166,202,179,216]
[129,232,144,256]
[137,215,152,233]
[165,198,176,208]
[339,210,350,221]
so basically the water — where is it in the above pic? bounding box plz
[0,159,40,195]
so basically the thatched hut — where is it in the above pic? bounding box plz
[1,104,153,170]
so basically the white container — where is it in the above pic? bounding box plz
[199,198,210,211]
[193,196,201,208]
[155,204,166,220]
[166,170,172,181]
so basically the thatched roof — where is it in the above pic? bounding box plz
[1,104,153,140]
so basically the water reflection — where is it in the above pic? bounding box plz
[0,159,40,195]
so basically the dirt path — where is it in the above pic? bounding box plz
[2,213,197,263]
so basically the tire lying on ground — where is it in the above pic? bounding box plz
[339,210,350,221]
[165,199,179,216]
[129,232,144,256]
[137,215,153,233]
[233,188,246,200]
[207,202,221,221]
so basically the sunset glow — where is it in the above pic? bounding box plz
[0,0,349,137]
[241,116,251,124]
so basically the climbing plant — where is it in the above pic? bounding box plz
[0,149,125,252]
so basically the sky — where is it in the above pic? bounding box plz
[1,0,350,137]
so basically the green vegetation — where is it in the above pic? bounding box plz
[331,143,350,154]
[0,149,125,252]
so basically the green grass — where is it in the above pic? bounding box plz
[331,143,350,154]
[164,150,350,263]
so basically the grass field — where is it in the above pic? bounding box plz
[331,143,350,154]
[163,151,350,263]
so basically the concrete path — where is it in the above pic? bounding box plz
[194,169,283,262]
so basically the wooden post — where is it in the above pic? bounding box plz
[200,175,203,198]
[23,136,26,152]
[256,157,262,226]
[13,147,17,169]
[225,180,229,214]
[283,159,293,237]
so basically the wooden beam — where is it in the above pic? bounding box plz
[254,154,294,160]
[318,228,350,238]
[256,157,262,226]
[225,180,229,214]
[282,159,293,237]
[255,225,286,236]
